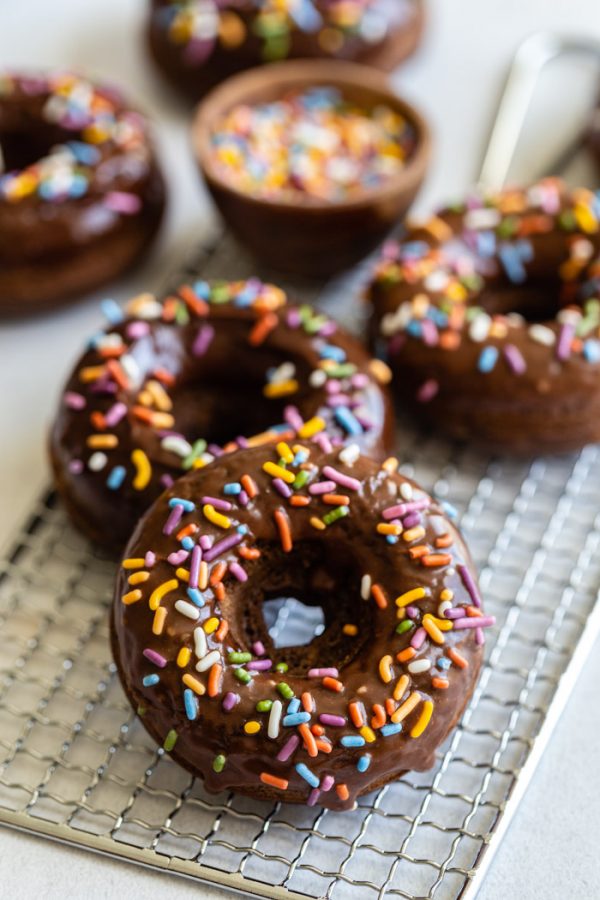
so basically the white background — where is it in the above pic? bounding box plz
[1,1,600,897]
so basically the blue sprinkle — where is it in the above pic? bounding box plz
[437,657,451,670]
[357,754,371,773]
[441,501,458,520]
[381,723,403,737]
[143,674,160,687]
[400,240,430,259]
[187,588,205,607]
[477,346,499,373]
[295,763,320,788]
[181,536,195,551]
[341,735,366,748]
[287,698,301,714]
[224,483,242,495]
[66,141,101,165]
[406,320,423,338]
[283,712,311,727]
[584,339,600,363]
[319,343,346,362]
[184,688,198,721]
[169,497,195,512]
[68,174,88,197]
[107,465,126,490]
[476,230,496,258]
[499,242,528,284]
[193,280,211,299]
[293,449,309,465]
[100,298,124,325]
[386,535,399,545]
[237,524,249,534]
[334,407,364,437]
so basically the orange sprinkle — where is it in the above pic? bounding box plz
[215,620,229,642]
[371,704,386,729]
[336,784,350,801]
[241,474,258,498]
[315,738,332,754]
[178,284,209,316]
[176,523,198,541]
[322,676,343,692]
[274,508,293,553]
[311,724,325,737]
[290,495,311,507]
[322,493,350,506]
[385,698,396,717]
[260,772,288,790]
[393,674,410,702]
[122,589,142,605]
[106,359,129,390]
[162,296,178,321]
[448,647,469,669]
[239,545,261,560]
[301,692,314,712]
[208,663,223,697]
[408,545,429,560]
[248,312,278,346]
[421,553,452,567]
[396,647,416,663]
[210,562,227,585]
[299,723,318,757]
[349,701,365,728]
[90,411,106,430]
[214,582,226,603]
[435,533,453,548]
[371,584,388,609]
[391,691,421,724]
[466,606,483,617]
[432,677,449,690]
[153,367,176,387]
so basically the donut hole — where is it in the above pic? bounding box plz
[480,278,565,323]
[0,122,70,171]
[223,540,374,674]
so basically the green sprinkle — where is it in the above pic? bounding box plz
[256,699,273,712]
[209,282,232,303]
[182,438,207,470]
[137,705,146,717]
[163,729,178,752]
[175,303,190,325]
[275,662,288,673]
[293,470,309,489]
[395,619,414,635]
[233,668,252,684]
[496,215,519,238]
[277,682,294,700]
[324,363,356,379]
[228,652,252,664]
[323,506,349,526]
[304,314,328,335]
[213,754,226,773]
[558,210,576,231]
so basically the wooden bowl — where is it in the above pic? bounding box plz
[192,60,431,278]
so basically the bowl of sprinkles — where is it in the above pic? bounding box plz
[192,60,430,276]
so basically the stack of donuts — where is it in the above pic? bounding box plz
[6,0,598,812]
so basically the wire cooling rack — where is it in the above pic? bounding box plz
[2,229,600,900]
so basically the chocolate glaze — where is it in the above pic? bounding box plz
[148,0,425,102]
[112,442,484,811]
[367,179,600,455]
[50,281,394,550]
[0,74,165,315]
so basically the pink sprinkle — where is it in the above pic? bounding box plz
[104,402,127,427]
[417,379,439,403]
[284,405,304,431]
[318,321,337,337]
[105,191,142,215]
[444,608,463,619]
[321,775,335,792]
[556,323,575,361]
[307,788,321,807]
[503,343,527,374]
[475,627,485,645]
[238,490,249,507]
[200,535,212,550]
[421,319,439,346]
[253,641,265,656]
[222,692,239,711]
[277,734,300,762]
[202,496,232,512]
[383,498,429,520]
[314,432,333,453]
[319,714,346,727]
[406,606,418,619]
[246,659,272,671]
[168,549,188,566]
[286,309,301,328]
[64,392,86,410]
[189,545,202,589]
[193,324,215,357]
[326,379,341,394]
[229,562,247,582]
[143,649,166,668]
[145,551,156,567]
[351,373,369,389]
[126,321,150,339]
[322,466,360,492]
[410,627,427,650]
[452,615,496,629]
[309,480,336,495]
[309,667,339,677]
[68,459,84,474]
[402,513,421,529]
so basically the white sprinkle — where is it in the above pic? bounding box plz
[194,627,207,659]
[196,650,220,672]
[408,659,432,674]
[529,324,556,346]
[175,600,200,620]
[469,313,491,343]
[424,270,450,293]
[381,303,412,337]
[338,443,361,466]
[309,369,327,388]
[120,353,142,388]
[162,436,193,457]
[268,699,283,739]
[88,452,107,471]
[125,293,162,319]
[360,574,372,601]
[557,308,582,326]
[400,482,414,501]
[464,208,501,230]
[269,361,296,384]
[437,600,453,619]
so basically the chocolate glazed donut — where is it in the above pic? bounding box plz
[50,280,394,550]
[367,178,600,455]
[0,72,165,315]
[147,0,425,102]
[111,442,488,811]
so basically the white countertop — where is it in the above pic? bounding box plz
[1,0,599,897]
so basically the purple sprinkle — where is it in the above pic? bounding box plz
[126,321,150,339]
[410,626,427,650]
[556,323,575,361]
[163,503,184,535]
[444,608,463,619]
[222,692,239,711]
[308,667,339,677]
[307,788,321,807]
[104,191,142,214]
[327,394,351,407]
[229,562,247,582]
[192,324,215,357]
[207,443,224,457]
[238,490,249,507]
[286,309,301,328]
[503,343,527,374]
[458,563,482,608]
[64,392,86,410]
[319,714,346,727]
[417,379,439,403]
[104,401,127,427]
[321,775,335,792]
[168,549,189,566]
[402,513,421,529]
[143,649,167,668]
[273,477,292,498]
[421,319,439,346]
[145,551,156,567]
[236,436,249,449]
[253,641,265,656]
[382,499,429,520]
[322,466,360,492]
[202,495,232,512]
[160,474,174,489]
[309,480,336,495]
[475,627,485,645]
[246,659,272,671]
[89,378,117,395]
[68,459,84,474]
[406,606,418,619]
[189,545,202,589]
[452,615,496,629]
[277,734,300,762]
[203,532,243,562]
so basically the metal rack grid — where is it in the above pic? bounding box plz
[1,230,600,900]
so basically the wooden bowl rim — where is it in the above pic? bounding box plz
[192,59,431,214]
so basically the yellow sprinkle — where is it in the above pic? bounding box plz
[377,523,402,536]
[382,457,399,474]
[87,434,118,449]
[128,571,149,585]
[360,726,376,743]
[276,442,294,463]
[175,567,190,582]
[379,654,393,684]
[204,617,219,634]
[263,379,299,398]
[440,588,454,602]
[343,624,358,636]
[122,589,142,605]
[310,516,326,531]
[192,458,209,469]
[368,359,392,385]
[79,365,106,383]
[149,578,179,611]
[411,700,434,738]
[403,526,426,543]
[393,674,410,702]
[298,416,326,439]
[244,720,261,734]
[262,461,295,484]
[182,673,206,695]
[422,614,445,644]
[177,647,191,667]
[292,444,310,456]
[122,558,146,569]
[395,587,427,608]
[199,561,209,590]
[145,379,173,412]
[431,615,453,632]
[131,448,152,490]
[203,504,231,529]
[423,215,454,242]
[391,691,421,724]
[574,202,599,234]
[152,607,167,635]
